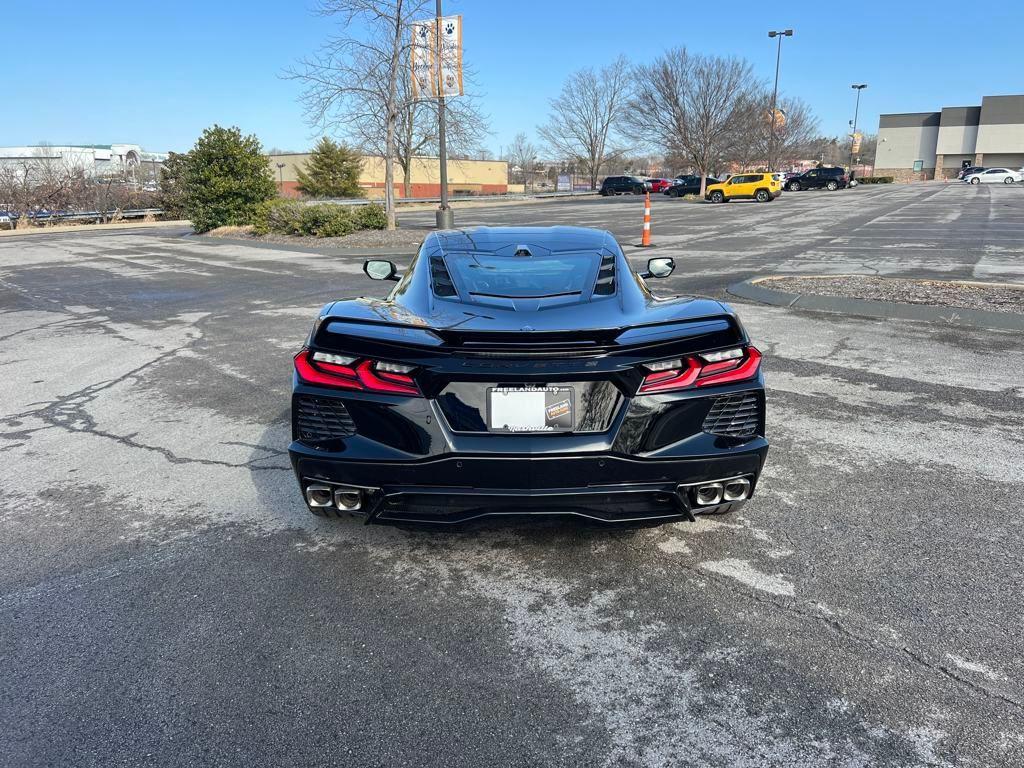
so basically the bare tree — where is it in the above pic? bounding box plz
[625,49,762,196]
[286,0,431,229]
[732,95,820,171]
[538,57,631,189]
[350,61,490,197]
[0,146,158,225]
[505,132,539,190]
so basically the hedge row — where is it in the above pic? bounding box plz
[854,177,894,184]
[250,199,387,237]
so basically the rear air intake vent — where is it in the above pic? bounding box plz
[295,395,356,445]
[593,253,615,296]
[702,392,761,437]
[430,255,458,297]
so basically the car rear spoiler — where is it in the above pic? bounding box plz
[314,314,746,358]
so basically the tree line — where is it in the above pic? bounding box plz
[285,1,848,227]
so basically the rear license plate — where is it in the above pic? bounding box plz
[487,387,574,433]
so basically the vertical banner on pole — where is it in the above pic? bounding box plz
[411,20,436,98]
[437,15,463,97]
[410,16,462,98]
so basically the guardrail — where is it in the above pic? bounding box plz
[0,208,165,229]
[0,191,600,230]
[314,189,600,206]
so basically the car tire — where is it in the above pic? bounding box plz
[826,180,839,191]
[788,181,801,191]
[970,177,980,185]
[755,189,770,202]
[710,191,725,203]
[1004,177,1014,184]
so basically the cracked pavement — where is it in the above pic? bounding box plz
[1,183,1022,767]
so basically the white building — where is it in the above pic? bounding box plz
[0,144,168,185]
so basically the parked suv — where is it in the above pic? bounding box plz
[599,176,648,195]
[704,173,781,203]
[784,167,848,191]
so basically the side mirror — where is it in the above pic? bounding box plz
[364,259,400,281]
[640,257,675,279]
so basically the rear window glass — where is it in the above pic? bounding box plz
[444,252,600,298]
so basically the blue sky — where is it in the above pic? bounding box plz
[4,1,1023,155]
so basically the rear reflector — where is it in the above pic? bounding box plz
[294,349,421,396]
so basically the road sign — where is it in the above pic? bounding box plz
[411,15,463,99]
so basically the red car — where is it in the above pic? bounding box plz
[646,178,672,193]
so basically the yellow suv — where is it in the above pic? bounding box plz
[704,173,782,203]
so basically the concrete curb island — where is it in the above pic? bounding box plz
[728,276,1024,333]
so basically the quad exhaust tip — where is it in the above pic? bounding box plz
[334,488,363,512]
[305,483,365,512]
[685,476,752,508]
[305,484,334,508]
[723,478,750,502]
[695,483,723,506]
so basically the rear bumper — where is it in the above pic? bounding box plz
[290,446,769,525]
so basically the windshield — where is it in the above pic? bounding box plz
[443,252,600,299]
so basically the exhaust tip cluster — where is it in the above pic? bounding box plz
[305,483,365,513]
[684,476,752,509]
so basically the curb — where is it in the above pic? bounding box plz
[727,277,1024,333]
[186,233,421,258]
[0,220,190,238]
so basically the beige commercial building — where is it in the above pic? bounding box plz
[875,94,1024,181]
[268,152,508,198]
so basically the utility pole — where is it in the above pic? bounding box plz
[435,0,453,229]
[767,29,792,171]
[849,84,867,179]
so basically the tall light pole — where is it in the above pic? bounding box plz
[849,84,867,178]
[767,29,793,171]
[276,163,285,195]
[435,0,453,229]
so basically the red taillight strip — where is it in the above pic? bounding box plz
[353,360,419,395]
[294,350,362,390]
[638,357,701,393]
[293,350,420,396]
[696,347,761,387]
[638,347,761,394]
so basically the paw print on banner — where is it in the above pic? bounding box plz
[445,21,455,35]
[418,26,429,39]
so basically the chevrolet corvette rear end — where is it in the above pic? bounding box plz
[289,226,767,526]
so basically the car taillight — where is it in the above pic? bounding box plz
[294,349,421,396]
[638,347,762,394]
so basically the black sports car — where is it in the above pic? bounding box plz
[289,226,768,526]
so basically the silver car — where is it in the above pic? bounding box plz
[963,168,1024,184]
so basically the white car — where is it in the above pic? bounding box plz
[963,168,1024,184]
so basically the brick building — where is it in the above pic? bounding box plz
[268,152,508,198]
[875,95,1024,182]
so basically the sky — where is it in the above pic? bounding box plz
[4,1,1023,156]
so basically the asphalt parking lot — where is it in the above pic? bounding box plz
[2,182,1023,767]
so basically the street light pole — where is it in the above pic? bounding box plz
[767,29,792,172]
[849,84,867,178]
[435,0,453,229]
[276,163,285,195]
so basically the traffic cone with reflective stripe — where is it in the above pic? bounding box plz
[640,191,652,247]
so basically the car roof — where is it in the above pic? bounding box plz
[425,226,613,255]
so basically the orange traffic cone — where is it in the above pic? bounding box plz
[640,191,652,247]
